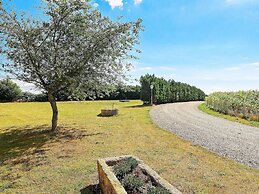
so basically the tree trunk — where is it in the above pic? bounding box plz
[48,92,58,131]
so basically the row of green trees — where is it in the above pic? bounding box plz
[1,75,204,104]
[140,74,205,104]
[0,78,140,102]
[206,91,259,121]
[28,85,141,101]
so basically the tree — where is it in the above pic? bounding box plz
[0,78,22,102]
[0,0,143,131]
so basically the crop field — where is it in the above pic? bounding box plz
[0,101,259,193]
[206,91,259,121]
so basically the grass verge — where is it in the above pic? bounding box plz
[199,103,259,128]
[0,101,259,193]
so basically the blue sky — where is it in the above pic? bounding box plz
[2,0,259,94]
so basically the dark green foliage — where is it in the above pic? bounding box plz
[34,93,48,102]
[82,85,140,101]
[122,175,144,191]
[102,85,141,100]
[0,78,22,102]
[140,74,205,104]
[114,158,138,179]
[148,186,170,194]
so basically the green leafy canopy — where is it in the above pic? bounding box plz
[0,0,143,99]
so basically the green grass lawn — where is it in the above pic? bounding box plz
[0,101,259,193]
[199,103,259,128]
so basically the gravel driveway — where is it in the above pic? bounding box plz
[150,101,259,169]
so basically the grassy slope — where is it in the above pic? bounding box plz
[0,101,258,193]
[199,103,259,128]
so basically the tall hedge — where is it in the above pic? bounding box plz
[140,74,205,104]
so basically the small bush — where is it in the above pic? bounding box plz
[148,186,170,194]
[113,158,138,179]
[122,175,144,191]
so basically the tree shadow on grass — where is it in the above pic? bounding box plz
[0,125,51,164]
[0,125,104,192]
[0,125,103,169]
[125,104,152,109]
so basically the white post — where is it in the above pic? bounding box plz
[150,84,154,105]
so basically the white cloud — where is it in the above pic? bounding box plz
[159,66,176,71]
[225,0,256,4]
[134,0,143,5]
[139,67,153,70]
[93,2,99,7]
[105,0,143,9]
[12,79,41,94]
[248,62,259,66]
[224,67,240,71]
[0,77,41,94]
[105,0,123,9]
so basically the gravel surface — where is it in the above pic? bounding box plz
[150,101,259,169]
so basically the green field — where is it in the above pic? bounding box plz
[1,101,259,193]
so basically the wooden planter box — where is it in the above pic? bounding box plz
[101,109,118,117]
[97,155,181,194]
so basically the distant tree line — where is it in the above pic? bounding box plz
[140,74,206,104]
[1,76,204,104]
[0,79,140,102]
[35,85,141,101]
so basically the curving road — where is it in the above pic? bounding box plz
[150,101,259,169]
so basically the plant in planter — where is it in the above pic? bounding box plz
[97,156,181,194]
[101,103,119,117]
[148,186,171,194]
[112,157,170,193]
[122,175,144,193]
[114,158,138,179]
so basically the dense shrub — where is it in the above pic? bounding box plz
[206,91,259,121]
[0,79,22,102]
[140,74,205,104]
